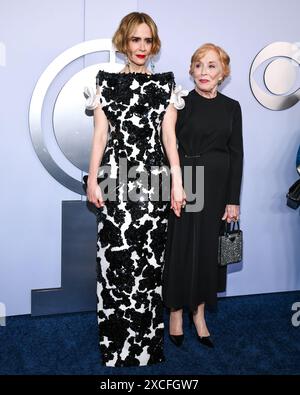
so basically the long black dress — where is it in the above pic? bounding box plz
[163,89,243,311]
[90,70,174,367]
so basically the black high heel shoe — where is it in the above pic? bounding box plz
[169,311,184,347]
[168,334,184,347]
[197,335,214,348]
[188,313,214,348]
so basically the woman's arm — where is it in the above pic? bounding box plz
[227,101,244,204]
[223,101,244,222]
[162,104,186,217]
[87,104,109,208]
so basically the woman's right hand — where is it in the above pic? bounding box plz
[87,181,105,208]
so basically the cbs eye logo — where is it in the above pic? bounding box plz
[28,39,123,194]
[249,41,300,110]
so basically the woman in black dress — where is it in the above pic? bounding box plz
[163,43,243,347]
[85,12,185,367]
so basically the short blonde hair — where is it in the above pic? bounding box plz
[189,43,230,82]
[112,12,161,56]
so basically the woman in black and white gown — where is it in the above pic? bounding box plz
[85,12,186,367]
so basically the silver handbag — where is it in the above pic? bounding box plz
[218,220,243,266]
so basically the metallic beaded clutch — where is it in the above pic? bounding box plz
[218,221,243,266]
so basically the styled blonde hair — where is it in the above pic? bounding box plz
[112,12,161,55]
[189,43,230,83]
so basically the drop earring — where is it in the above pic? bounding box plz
[150,57,155,74]
[125,55,131,72]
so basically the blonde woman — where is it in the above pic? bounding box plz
[85,12,185,367]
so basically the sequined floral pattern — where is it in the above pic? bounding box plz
[94,70,174,367]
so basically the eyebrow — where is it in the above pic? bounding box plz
[131,36,153,39]
[196,60,217,64]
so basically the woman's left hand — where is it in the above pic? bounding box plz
[222,204,240,223]
[171,184,187,217]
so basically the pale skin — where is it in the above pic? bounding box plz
[170,49,239,338]
[87,22,186,218]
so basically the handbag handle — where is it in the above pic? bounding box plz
[231,220,240,232]
[221,220,240,235]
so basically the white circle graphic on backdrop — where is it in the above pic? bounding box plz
[29,39,123,194]
[249,41,300,110]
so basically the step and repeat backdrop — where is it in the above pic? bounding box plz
[0,0,299,316]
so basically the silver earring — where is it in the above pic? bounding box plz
[125,55,131,72]
[150,57,155,73]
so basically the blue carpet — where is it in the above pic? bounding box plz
[0,291,300,375]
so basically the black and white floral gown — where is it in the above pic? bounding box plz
[86,70,175,367]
